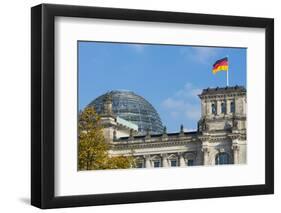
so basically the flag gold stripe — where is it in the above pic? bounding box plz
[212,65,228,74]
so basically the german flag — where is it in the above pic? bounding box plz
[212,57,228,74]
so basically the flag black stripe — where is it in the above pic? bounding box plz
[213,57,228,67]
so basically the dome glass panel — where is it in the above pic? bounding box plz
[88,90,164,135]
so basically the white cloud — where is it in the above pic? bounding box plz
[162,83,202,122]
[162,98,185,110]
[175,82,201,99]
[185,103,201,120]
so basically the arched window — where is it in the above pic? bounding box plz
[211,103,216,114]
[151,156,162,168]
[153,160,161,168]
[215,153,230,165]
[221,102,226,114]
[230,101,235,113]
[170,159,178,167]
[168,154,178,167]
[185,153,196,166]
[187,159,194,166]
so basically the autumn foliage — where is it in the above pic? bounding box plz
[78,107,134,170]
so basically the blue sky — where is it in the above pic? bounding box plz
[78,41,246,132]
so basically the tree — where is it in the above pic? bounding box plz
[78,107,134,170]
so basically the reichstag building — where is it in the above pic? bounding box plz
[88,86,247,168]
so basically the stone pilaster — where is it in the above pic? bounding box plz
[201,147,210,165]
[207,102,212,115]
[232,144,240,164]
[145,155,151,168]
[217,100,221,115]
[235,98,241,115]
[199,137,210,165]
[161,154,168,167]
[243,98,246,115]
[201,101,206,117]
[178,153,186,167]
[226,100,231,114]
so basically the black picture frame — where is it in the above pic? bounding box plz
[31,3,274,209]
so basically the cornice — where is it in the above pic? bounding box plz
[110,132,246,150]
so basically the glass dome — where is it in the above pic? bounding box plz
[88,90,164,135]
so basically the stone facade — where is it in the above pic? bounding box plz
[99,86,247,168]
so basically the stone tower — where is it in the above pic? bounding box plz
[197,86,247,165]
[98,92,138,142]
[198,86,246,133]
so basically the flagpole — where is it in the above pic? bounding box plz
[226,56,229,86]
[227,68,229,86]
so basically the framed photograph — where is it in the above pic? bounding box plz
[31,3,274,209]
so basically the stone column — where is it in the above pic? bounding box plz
[217,100,221,115]
[235,99,241,115]
[201,101,206,117]
[243,98,246,115]
[201,147,210,165]
[179,153,186,167]
[209,102,213,115]
[162,154,168,167]
[145,155,151,168]
[226,100,231,114]
[232,144,240,164]
[206,102,211,115]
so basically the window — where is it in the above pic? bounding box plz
[211,103,216,114]
[187,159,194,166]
[221,102,226,114]
[136,161,144,168]
[230,101,235,113]
[215,153,230,165]
[153,160,161,168]
[170,159,178,167]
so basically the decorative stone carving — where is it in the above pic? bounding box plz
[205,123,209,131]
[113,129,117,140]
[163,126,167,134]
[224,121,232,130]
[232,144,240,164]
[233,119,238,129]
[217,148,225,153]
[232,144,239,151]
[129,129,134,140]
[180,124,184,133]
[103,93,113,115]
[145,128,151,139]
[179,124,184,136]
[162,126,168,138]
[200,118,209,132]
[197,120,202,132]
[201,147,210,153]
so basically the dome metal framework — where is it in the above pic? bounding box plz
[88,90,164,135]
